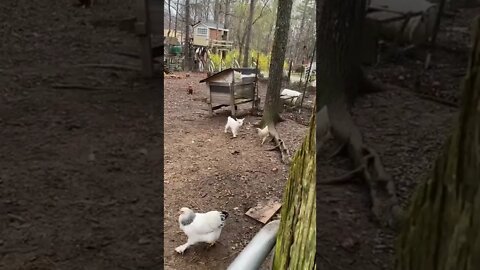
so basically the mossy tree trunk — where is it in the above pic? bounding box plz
[395,16,480,270]
[272,108,316,270]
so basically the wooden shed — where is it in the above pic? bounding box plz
[192,21,233,50]
[200,68,259,116]
[362,0,438,64]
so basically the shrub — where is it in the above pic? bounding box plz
[208,49,289,73]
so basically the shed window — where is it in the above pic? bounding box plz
[197,27,208,36]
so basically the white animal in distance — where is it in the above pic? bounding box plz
[256,126,270,145]
[224,116,245,138]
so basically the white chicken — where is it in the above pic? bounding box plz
[175,207,229,254]
[256,126,270,145]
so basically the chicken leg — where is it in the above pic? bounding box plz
[175,243,190,254]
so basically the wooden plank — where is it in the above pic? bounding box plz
[208,82,213,116]
[211,99,254,111]
[211,97,253,105]
[210,85,231,94]
[245,200,282,224]
[210,81,256,87]
[211,94,232,105]
[234,84,255,99]
[230,77,236,116]
[211,94,254,104]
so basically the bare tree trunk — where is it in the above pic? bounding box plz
[214,0,220,22]
[174,0,179,36]
[395,16,480,270]
[184,0,191,71]
[273,108,316,270]
[260,0,294,164]
[262,0,293,125]
[167,0,172,37]
[242,0,255,67]
[224,0,231,29]
[239,30,247,60]
[265,24,274,53]
[294,0,310,65]
[316,0,402,227]
[205,0,210,20]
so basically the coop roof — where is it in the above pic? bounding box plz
[369,0,435,14]
[195,21,229,31]
[199,68,258,83]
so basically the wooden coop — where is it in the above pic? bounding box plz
[362,0,438,64]
[135,0,162,77]
[200,68,259,117]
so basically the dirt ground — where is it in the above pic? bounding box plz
[163,73,313,269]
[318,7,479,270]
[1,1,163,269]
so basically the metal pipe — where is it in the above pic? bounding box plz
[227,220,280,270]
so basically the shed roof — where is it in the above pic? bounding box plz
[370,0,435,13]
[199,68,258,83]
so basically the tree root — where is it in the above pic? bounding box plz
[320,164,365,185]
[265,143,280,151]
[413,92,459,108]
[321,153,375,184]
[266,124,291,164]
[318,105,403,228]
[328,142,346,160]
[316,106,331,154]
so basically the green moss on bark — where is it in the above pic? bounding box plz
[395,16,480,270]
[272,109,316,270]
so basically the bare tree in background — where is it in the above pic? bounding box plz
[184,0,191,71]
[260,0,294,163]
[242,0,255,67]
[294,0,310,65]
[174,0,180,36]
[167,0,172,37]
[224,0,231,29]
